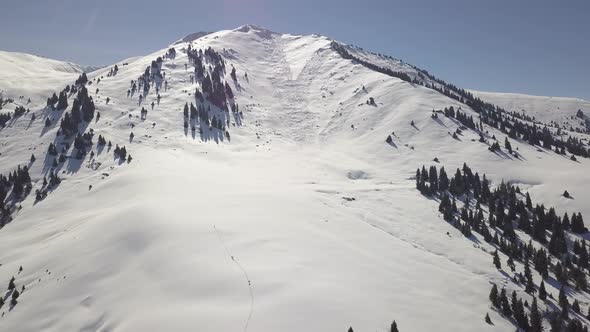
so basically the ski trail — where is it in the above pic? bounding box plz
[213,225,254,332]
[358,209,491,280]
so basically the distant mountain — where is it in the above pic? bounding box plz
[0,50,83,101]
[470,89,590,132]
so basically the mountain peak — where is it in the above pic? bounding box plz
[234,24,279,38]
[174,31,213,45]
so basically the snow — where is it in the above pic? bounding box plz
[0,50,83,102]
[0,25,588,331]
[470,89,590,131]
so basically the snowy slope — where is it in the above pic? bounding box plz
[0,50,84,104]
[470,89,590,131]
[0,25,589,332]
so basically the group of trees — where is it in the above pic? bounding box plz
[331,42,412,83]
[179,45,244,140]
[131,57,163,98]
[0,165,31,205]
[166,47,176,59]
[0,99,30,127]
[106,64,119,77]
[432,87,589,159]
[488,285,546,331]
[47,90,68,110]
[186,46,235,109]
[182,100,233,141]
[489,282,589,331]
[75,73,88,86]
[439,105,587,159]
[72,131,94,159]
[0,165,32,226]
[416,162,589,329]
[2,276,20,308]
[58,86,95,137]
[35,170,61,203]
[76,86,96,123]
[113,145,129,162]
[0,97,14,110]
[0,112,11,127]
[14,105,28,117]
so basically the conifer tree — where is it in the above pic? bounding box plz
[558,286,568,308]
[493,250,502,269]
[507,256,516,272]
[524,260,536,294]
[500,287,512,317]
[539,280,547,301]
[390,320,399,332]
[504,137,513,153]
[489,283,499,308]
[529,297,543,332]
[572,299,580,314]
[10,288,19,305]
[485,313,492,325]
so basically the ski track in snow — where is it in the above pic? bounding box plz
[213,225,254,332]
[359,209,489,280]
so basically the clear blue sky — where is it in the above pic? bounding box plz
[1,0,588,99]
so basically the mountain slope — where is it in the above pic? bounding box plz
[0,50,84,103]
[0,25,588,331]
[470,89,590,132]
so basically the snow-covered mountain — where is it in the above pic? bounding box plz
[0,24,589,331]
[470,90,590,133]
[0,51,84,102]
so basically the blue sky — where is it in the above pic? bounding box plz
[1,0,588,99]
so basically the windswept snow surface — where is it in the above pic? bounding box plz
[470,89,590,131]
[0,50,83,102]
[0,25,588,331]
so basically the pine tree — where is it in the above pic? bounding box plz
[500,287,512,317]
[493,250,501,269]
[539,280,547,301]
[572,299,580,314]
[549,311,563,332]
[439,167,449,191]
[10,288,19,305]
[558,286,568,308]
[511,291,528,329]
[485,313,492,325]
[571,212,586,234]
[390,320,399,332]
[524,260,535,294]
[489,283,500,308]
[504,137,513,153]
[529,297,543,332]
[8,276,15,290]
[561,303,569,320]
[507,256,516,272]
